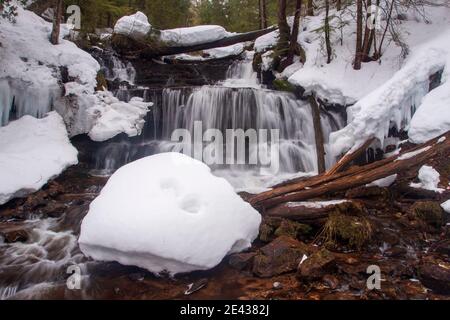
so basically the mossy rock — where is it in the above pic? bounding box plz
[411,201,444,228]
[274,220,312,239]
[322,213,373,250]
[273,79,296,93]
[258,217,282,242]
[96,71,108,91]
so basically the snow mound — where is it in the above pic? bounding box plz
[410,165,444,193]
[161,25,231,46]
[441,200,450,214]
[254,30,278,53]
[366,174,397,188]
[170,43,244,61]
[79,153,261,275]
[114,11,151,39]
[88,92,152,142]
[0,112,78,205]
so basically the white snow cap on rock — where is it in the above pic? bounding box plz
[0,112,78,205]
[410,165,444,193]
[114,11,151,39]
[79,153,261,275]
[88,91,152,142]
[161,25,230,46]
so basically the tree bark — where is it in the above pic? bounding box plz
[259,0,268,29]
[285,0,302,66]
[309,96,326,174]
[353,0,363,69]
[326,138,375,176]
[336,0,341,11]
[361,0,372,62]
[50,0,63,45]
[324,0,332,63]
[277,0,290,51]
[307,0,314,16]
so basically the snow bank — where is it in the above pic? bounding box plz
[0,112,78,205]
[254,30,278,53]
[88,92,152,142]
[161,25,231,46]
[79,153,261,275]
[410,165,444,193]
[287,200,348,209]
[329,30,450,156]
[114,11,151,39]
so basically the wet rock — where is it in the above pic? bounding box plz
[322,274,339,289]
[272,282,283,290]
[274,220,312,239]
[418,261,450,294]
[253,236,308,278]
[432,239,450,256]
[411,201,444,228]
[42,201,66,218]
[1,229,29,243]
[228,252,256,271]
[297,248,336,281]
[384,246,408,258]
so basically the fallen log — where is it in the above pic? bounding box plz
[112,26,277,59]
[250,131,450,209]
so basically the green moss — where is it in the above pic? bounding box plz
[273,79,296,93]
[412,201,444,228]
[274,220,312,239]
[322,213,373,250]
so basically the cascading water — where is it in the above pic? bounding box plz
[88,51,345,191]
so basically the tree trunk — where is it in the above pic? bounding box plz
[259,0,268,29]
[376,0,395,60]
[285,0,302,67]
[353,0,363,70]
[309,96,326,174]
[50,0,63,45]
[277,0,290,51]
[307,0,314,16]
[324,0,332,63]
[336,0,341,11]
[361,0,372,62]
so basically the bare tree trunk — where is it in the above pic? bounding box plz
[277,0,290,50]
[376,0,395,60]
[50,0,63,45]
[324,0,332,63]
[309,96,326,174]
[307,0,314,16]
[259,0,268,29]
[353,0,363,70]
[285,0,302,66]
[361,0,372,62]
[336,0,341,11]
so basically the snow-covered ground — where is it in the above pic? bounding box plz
[0,112,78,205]
[79,153,261,275]
[252,3,450,156]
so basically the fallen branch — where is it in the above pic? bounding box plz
[113,26,277,59]
[250,131,450,209]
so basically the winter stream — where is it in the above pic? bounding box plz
[0,51,345,299]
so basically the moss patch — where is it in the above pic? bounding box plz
[273,79,296,93]
[411,201,444,228]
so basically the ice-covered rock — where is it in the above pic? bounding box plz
[0,112,78,205]
[410,165,444,193]
[79,153,261,275]
[87,91,152,142]
[114,11,151,39]
[161,25,230,46]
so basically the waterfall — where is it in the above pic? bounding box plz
[222,51,259,88]
[98,52,136,85]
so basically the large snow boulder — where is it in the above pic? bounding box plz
[160,25,230,46]
[114,11,151,39]
[79,153,261,275]
[0,112,78,205]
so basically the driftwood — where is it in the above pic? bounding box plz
[113,26,277,59]
[250,131,450,209]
